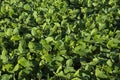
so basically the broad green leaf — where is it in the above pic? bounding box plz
[85,64,91,70]
[66,59,73,67]
[18,40,26,53]
[56,71,65,78]
[107,39,119,49]
[40,40,51,51]
[39,60,45,67]
[9,8,14,18]
[109,31,114,36]
[1,74,12,80]
[92,2,98,6]
[74,69,80,77]
[118,10,120,14]
[28,41,35,50]
[13,28,19,35]
[6,28,13,36]
[33,11,38,18]
[64,67,75,74]
[91,28,98,35]
[59,50,66,55]
[93,35,103,43]
[18,57,33,68]
[54,23,60,27]
[0,48,8,63]
[41,53,52,62]
[72,78,81,80]
[109,0,117,5]
[54,55,64,62]
[11,35,21,41]
[82,73,90,78]
[45,37,54,43]
[19,12,28,20]
[56,66,62,73]
[98,23,106,30]
[24,4,31,10]
[31,27,37,36]
[54,40,65,50]
[103,65,112,73]
[10,0,19,4]
[73,41,87,56]
[11,23,18,28]
[13,64,19,72]
[1,6,5,13]
[2,64,13,72]
[23,67,32,74]
[0,32,5,37]
[95,68,107,78]
[106,59,113,67]
[113,66,119,73]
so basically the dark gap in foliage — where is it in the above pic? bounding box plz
[9,54,18,65]
[40,64,54,79]
[73,56,81,70]
[19,27,30,36]
[85,56,93,63]
[2,37,15,49]
[115,19,120,30]
[92,45,100,55]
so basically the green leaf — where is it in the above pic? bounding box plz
[56,66,62,73]
[2,64,13,72]
[106,59,113,67]
[28,41,35,50]
[56,71,65,78]
[98,23,106,30]
[11,35,21,41]
[59,50,66,55]
[18,57,33,68]
[0,48,8,63]
[107,39,119,49]
[74,69,80,77]
[1,74,12,80]
[72,78,81,80]
[18,40,26,53]
[64,67,75,74]
[40,40,51,51]
[103,65,112,73]
[24,4,31,10]
[118,10,120,14]
[0,32,5,37]
[45,37,54,43]
[6,28,13,36]
[41,53,52,62]
[66,59,73,67]
[54,55,64,62]
[113,66,119,73]
[90,57,99,65]
[11,23,17,28]
[13,28,19,35]
[9,8,14,18]
[10,0,19,4]
[91,28,98,35]
[1,6,5,13]
[31,27,37,36]
[13,64,19,72]
[92,2,98,6]
[33,11,38,18]
[95,68,107,78]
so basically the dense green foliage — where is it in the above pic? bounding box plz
[0,0,120,80]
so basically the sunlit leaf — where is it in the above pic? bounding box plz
[95,68,107,78]
[18,57,33,67]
